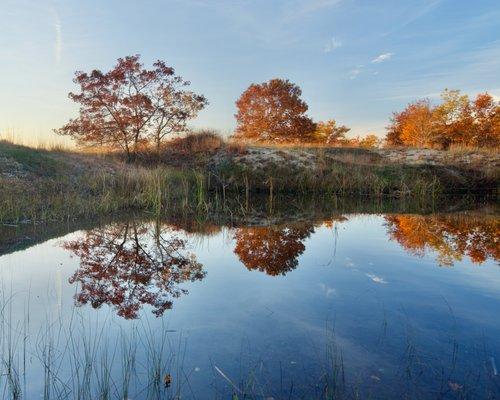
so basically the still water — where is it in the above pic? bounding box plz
[0,205,498,399]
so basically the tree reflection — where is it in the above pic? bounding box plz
[64,221,205,319]
[233,224,314,276]
[385,214,499,266]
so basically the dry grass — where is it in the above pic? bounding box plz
[447,143,500,155]
[165,129,225,154]
[0,139,497,223]
[0,132,74,152]
[238,139,371,150]
[384,143,499,155]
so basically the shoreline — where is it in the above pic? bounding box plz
[1,140,498,224]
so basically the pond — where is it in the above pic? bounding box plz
[0,200,498,399]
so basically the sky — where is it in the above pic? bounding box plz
[1,0,499,145]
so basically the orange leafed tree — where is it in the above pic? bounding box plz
[432,89,473,148]
[56,55,207,160]
[233,224,314,276]
[310,120,350,145]
[386,99,435,147]
[385,214,500,266]
[358,134,380,148]
[470,93,500,147]
[233,79,315,143]
[386,89,499,149]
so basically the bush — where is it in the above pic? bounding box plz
[166,130,224,154]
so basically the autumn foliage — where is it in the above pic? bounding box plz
[232,79,383,146]
[64,221,205,319]
[234,79,316,143]
[386,90,500,149]
[233,224,314,276]
[385,214,499,266]
[310,120,351,145]
[56,55,207,160]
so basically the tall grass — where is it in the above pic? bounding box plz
[1,160,496,224]
[1,290,497,399]
[0,288,189,400]
[1,139,497,224]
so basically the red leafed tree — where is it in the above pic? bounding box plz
[63,221,205,319]
[56,55,207,160]
[233,79,315,143]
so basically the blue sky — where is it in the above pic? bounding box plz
[1,0,499,144]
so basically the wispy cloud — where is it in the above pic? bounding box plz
[382,0,443,36]
[318,283,337,297]
[371,52,394,63]
[349,65,364,79]
[287,0,343,20]
[323,37,342,53]
[366,273,387,284]
[53,10,62,65]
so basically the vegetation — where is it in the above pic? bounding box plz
[232,78,498,150]
[386,89,499,149]
[1,56,498,224]
[233,78,316,143]
[0,139,497,224]
[1,208,498,398]
[309,119,351,145]
[55,55,207,161]
[46,55,499,160]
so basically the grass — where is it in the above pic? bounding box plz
[0,139,498,224]
[1,290,497,399]
[0,293,186,399]
[0,141,64,176]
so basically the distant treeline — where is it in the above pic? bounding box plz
[386,89,499,149]
[232,79,499,149]
[56,55,499,156]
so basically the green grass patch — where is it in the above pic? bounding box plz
[0,140,65,176]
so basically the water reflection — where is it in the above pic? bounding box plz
[60,211,499,319]
[63,221,205,319]
[233,224,315,275]
[385,213,499,266]
[1,206,499,398]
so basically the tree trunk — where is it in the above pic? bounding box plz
[156,134,161,161]
[124,144,132,163]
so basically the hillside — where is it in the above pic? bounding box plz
[0,140,498,223]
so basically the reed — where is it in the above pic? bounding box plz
[0,274,498,398]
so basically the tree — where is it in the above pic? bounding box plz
[311,120,350,145]
[386,89,499,149]
[470,93,500,147]
[56,55,207,161]
[64,221,205,319]
[233,79,315,143]
[385,110,406,146]
[233,224,314,276]
[432,89,472,148]
[358,134,380,148]
[400,100,435,147]
[386,99,435,148]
